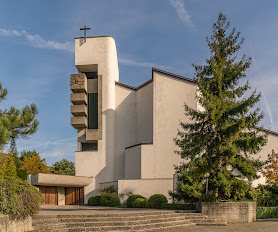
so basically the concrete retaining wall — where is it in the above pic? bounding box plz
[201,202,257,223]
[0,215,33,232]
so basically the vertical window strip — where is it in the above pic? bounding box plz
[88,93,98,129]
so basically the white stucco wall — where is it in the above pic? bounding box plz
[75,36,119,200]
[152,72,198,178]
[136,82,153,144]
[115,85,137,180]
[125,145,141,179]
[118,178,173,199]
[253,132,278,186]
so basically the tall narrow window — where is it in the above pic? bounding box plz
[88,93,98,129]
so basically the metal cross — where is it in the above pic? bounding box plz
[80,25,91,42]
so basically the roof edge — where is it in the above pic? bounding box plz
[115,79,153,91]
[75,35,116,41]
[257,127,278,136]
[152,67,197,85]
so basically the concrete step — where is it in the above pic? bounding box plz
[190,219,217,223]
[32,214,192,225]
[195,222,227,226]
[30,211,227,231]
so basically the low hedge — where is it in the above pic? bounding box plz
[126,195,144,208]
[88,196,101,206]
[100,193,121,207]
[0,176,43,220]
[257,207,278,219]
[148,194,168,209]
[132,198,148,208]
[161,203,196,210]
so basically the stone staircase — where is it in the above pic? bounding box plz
[30,211,226,231]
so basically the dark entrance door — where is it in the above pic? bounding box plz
[65,187,84,205]
[39,186,58,205]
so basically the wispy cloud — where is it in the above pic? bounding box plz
[0,28,74,52]
[261,90,274,128]
[19,137,76,151]
[169,0,194,28]
[118,57,171,70]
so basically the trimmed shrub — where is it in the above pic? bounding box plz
[132,198,148,208]
[126,194,144,208]
[100,193,121,207]
[0,176,43,220]
[257,207,278,219]
[88,196,101,206]
[161,203,196,210]
[148,194,168,209]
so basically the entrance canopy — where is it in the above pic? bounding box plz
[28,173,92,187]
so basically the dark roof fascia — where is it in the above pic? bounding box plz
[152,67,197,85]
[125,143,153,150]
[115,82,136,91]
[115,79,153,91]
[256,127,278,137]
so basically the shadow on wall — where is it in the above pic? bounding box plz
[84,108,115,202]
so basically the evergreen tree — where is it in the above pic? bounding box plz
[0,82,39,155]
[52,159,75,176]
[172,13,267,202]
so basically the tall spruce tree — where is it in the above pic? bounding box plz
[172,13,267,202]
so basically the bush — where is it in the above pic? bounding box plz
[148,194,168,209]
[0,176,43,220]
[98,185,117,196]
[126,194,144,208]
[88,196,101,206]
[100,193,121,207]
[161,203,196,210]
[257,207,278,219]
[132,198,148,208]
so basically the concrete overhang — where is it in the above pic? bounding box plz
[30,173,92,187]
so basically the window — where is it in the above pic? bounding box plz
[84,72,98,79]
[88,93,98,129]
[82,142,98,151]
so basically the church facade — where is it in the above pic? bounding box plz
[70,36,278,204]
[29,35,278,205]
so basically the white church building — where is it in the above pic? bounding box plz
[29,36,278,205]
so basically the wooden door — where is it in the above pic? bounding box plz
[65,187,84,205]
[39,186,57,205]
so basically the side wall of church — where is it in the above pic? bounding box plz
[253,132,278,186]
[152,72,198,178]
[136,82,153,144]
[115,85,137,180]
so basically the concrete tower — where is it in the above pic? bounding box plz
[71,36,119,201]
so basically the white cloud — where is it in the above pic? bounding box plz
[19,137,76,151]
[0,28,74,52]
[118,57,171,70]
[261,90,274,127]
[169,0,194,28]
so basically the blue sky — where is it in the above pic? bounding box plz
[0,0,277,165]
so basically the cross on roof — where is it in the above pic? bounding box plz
[80,25,91,42]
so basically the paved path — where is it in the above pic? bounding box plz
[171,222,278,232]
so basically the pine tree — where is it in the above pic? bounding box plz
[0,82,39,155]
[172,13,267,202]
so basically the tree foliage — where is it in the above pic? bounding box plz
[52,158,75,176]
[21,151,49,175]
[0,82,39,155]
[0,176,43,220]
[0,155,17,177]
[261,150,278,185]
[171,13,267,202]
